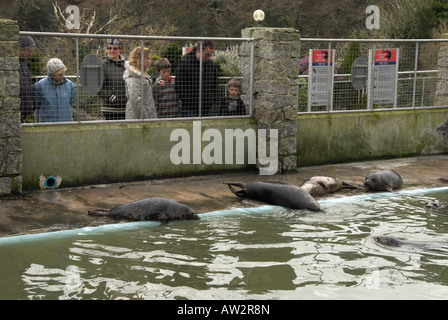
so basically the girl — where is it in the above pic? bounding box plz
[123,47,157,119]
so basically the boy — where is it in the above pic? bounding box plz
[220,79,246,116]
[152,58,179,118]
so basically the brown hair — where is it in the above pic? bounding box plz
[227,78,242,91]
[155,58,171,71]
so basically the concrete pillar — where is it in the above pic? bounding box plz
[0,19,22,196]
[240,27,300,173]
[435,33,448,106]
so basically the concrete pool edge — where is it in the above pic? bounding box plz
[1,186,447,247]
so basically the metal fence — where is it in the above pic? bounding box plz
[19,31,254,123]
[298,38,447,113]
[19,32,448,124]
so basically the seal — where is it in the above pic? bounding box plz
[300,176,357,197]
[364,170,403,192]
[374,235,448,252]
[425,200,448,209]
[224,181,323,212]
[88,197,200,222]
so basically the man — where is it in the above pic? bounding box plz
[175,41,218,117]
[18,36,36,122]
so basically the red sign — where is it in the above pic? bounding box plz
[374,49,397,65]
[312,50,333,66]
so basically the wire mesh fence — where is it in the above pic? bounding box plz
[298,39,444,113]
[19,32,253,123]
[19,32,447,124]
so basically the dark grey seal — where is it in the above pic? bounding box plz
[364,170,403,192]
[224,181,323,212]
[88,197,200,222]
[374,235,448,252]
[300,176,357,197]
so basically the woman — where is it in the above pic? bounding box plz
[99,39,127,120]
[33,58,75,123]
[123,47,157,120]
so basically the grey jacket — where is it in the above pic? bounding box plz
[123,61,157,120]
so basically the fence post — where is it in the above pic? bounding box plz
[435,34,448,107]
[240,27,300,173]
[0,19,22,196]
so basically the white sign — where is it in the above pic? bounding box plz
[308,49,335,109]
[367,48,399,107]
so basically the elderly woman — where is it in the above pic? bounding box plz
[123,47,157,120]
[33,58,75,123]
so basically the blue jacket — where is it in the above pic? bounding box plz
[33,76,75,122]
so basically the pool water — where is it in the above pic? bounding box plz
[0,189,447,300]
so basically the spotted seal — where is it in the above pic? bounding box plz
[364,170,403,192]
[374,235,448,252]
[88,197,200,222]
[224,181,323,212]
[425,200,448,209]
[300,176,357,197]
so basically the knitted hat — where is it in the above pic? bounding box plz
[107,38,123,49]
[19,36,35,49]
[46,58,66,76]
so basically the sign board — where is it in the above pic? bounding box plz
[351,57,368,91]
[308,49,335,109]
[80,54,104,96]
[367,48,399,107]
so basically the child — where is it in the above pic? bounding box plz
[152,58,179,118]
[123,47,157,119]
[220,79,246,116]
[33,58,75,122]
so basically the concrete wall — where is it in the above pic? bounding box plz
[297,109,448,166]
[21,109,448,190]
[22,119,257,189]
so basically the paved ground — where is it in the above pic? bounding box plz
[0,155,447,238]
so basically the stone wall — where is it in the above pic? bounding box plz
[240,28,300,173]
[435,34,448,106]
[0,20,22,196]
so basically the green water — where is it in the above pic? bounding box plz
[1,191,447,300]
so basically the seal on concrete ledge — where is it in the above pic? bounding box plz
[224,181,323,212]
[373,235,448,252]
[88,197,200,222]
[300,176,357,197]
[364,170,403,192]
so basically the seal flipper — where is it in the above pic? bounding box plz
[224,182,247,197]
[88,209,111,217]
[341,181,357,189]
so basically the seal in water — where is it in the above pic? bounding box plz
[300,176,357,197]
[364,170,403,192]
[224,181,323,212]
[88,197,200,222]
[425,200,448,209]
[374,235,448,252]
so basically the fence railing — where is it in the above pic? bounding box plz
[19,31,255,124]
[19,32,448,125]
[298,38,448,113]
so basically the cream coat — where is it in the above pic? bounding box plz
[123,61,157,119]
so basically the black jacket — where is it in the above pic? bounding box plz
[19,58,35,122]
[175,53,218,116]
[99,55,127,118]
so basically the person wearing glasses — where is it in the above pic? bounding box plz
[175,41,218,117]
[99,39,127,120]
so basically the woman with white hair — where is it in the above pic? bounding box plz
[33,58,75,122]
